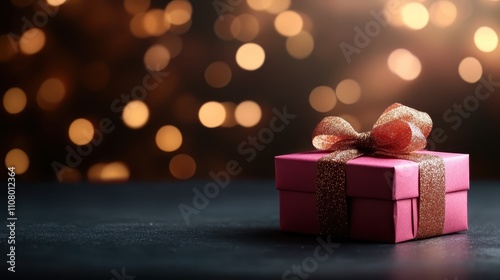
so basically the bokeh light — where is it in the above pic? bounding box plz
[336,79,361,105]
[286,30,314,59]
[143,9,170,36]
[474,26,498,53]
[458,57,483,83]
[401,3,429,30]
[144,44,170,71]
[3,87,27,114]
[198,101,226,128]
[205,61,232,88]
[36,78,66,110]
[247,0,272,11]
[46,0,67,7]
[122,100,150,129]
[159,33,183,58]
[165,0,192,26]
[156,125,183,152]
[5,148,29,175]
[387,49,422,81]
[124,0,150,14]
[19,28,46,55]
[236,43,265,71]
[274,10,303,37]
[309,86,336,112]
[214,15,236,41]
[130,13,149,38]
[169,154,196,179]
[68,118,94,145]
[265,0,291,14]
[230,14,260,42]
[235,101,262,127]
[88,162,130,182]
[429,0,457,28]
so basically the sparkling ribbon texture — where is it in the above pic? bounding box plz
[313,103,445,239]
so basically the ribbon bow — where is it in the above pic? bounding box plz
[312,103,445,240]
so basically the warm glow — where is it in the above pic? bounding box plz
[247,0,272,11]
[336,79,362,105]
[156,125,183,152]
[122,100,150,129]
[19,28,46,55]
[37,78,66,110]
[143,9,170,36]
[236,43,265,71]
[458,57,482,83]
[124,0,150,14]
[274,10,303,37]
[169,154,196,179]
[309,86,336,112]
[221,102,237,127]
[286,31,314,59]
[205,61,232,88]
[159,33,183,58]
[266,0,291,14]
[5,148,29,175]
[235,101,262,127]
[387,49,422,81]
[69,118,94,146]
[3,87,27,114]
[198,101,226,128]
[214,15,236,41]
[429,1,457,28]
[130,13,149,38]
[401,3,429,30]
[165,0,192,25]
[46,0,66,7]
[230,14,260,42]
[88,162,130,182]
[474,26,498,53]
[144,44,170,71]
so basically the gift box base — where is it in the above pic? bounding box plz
[279,190,468,243]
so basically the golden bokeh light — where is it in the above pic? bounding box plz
[401,2,429,30]
[81,61,110,91]
[156,125,183,152]
[124,0,150,15]
[230,14,260,42]
[474,26,498,53]
[5,148,29,175]
[169,154,196,179]
[19,28,46,55]
[387,49,422,81]
[336,79,361,105]
[88,162,130,182]
[165,0,192,26]
[46,0,66,7]
[122,100,150,129]
[338,114,362,132]
[274,10,303,37]
[247,0,272,11]
[130,13,149,38]
[143,9,170,36]
[236,43,265,71]
[205,61,232,88]
[36,78,66,110]
[144,44,170,71]
[198,101,226,128]
[0,35,16,61]
[235,100,262,127]
[68,118,94,146]
[266,0,291,14]
[309,86,336,112]
[458,57,483,83]
[3,87,27,114]
[429,0,457,28]
[214,15,236,41]
[221,102,237,127]
[286,30,314,59]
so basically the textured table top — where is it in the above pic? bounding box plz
[1,181,500,279]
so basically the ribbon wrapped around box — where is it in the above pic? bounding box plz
[275,104,469,243]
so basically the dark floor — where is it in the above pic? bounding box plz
[1,180,499,279]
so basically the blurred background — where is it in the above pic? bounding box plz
[1,0,499,183]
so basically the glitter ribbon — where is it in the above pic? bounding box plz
[312,103,445,239]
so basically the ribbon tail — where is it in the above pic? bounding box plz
[316,149,363,237]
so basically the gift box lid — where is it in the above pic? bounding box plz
[275,150,469,200]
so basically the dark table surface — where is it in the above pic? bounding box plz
[1,180,500,280]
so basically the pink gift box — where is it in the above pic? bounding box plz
[275,150,469,243]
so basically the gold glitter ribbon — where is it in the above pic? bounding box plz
[312,103,445,239]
